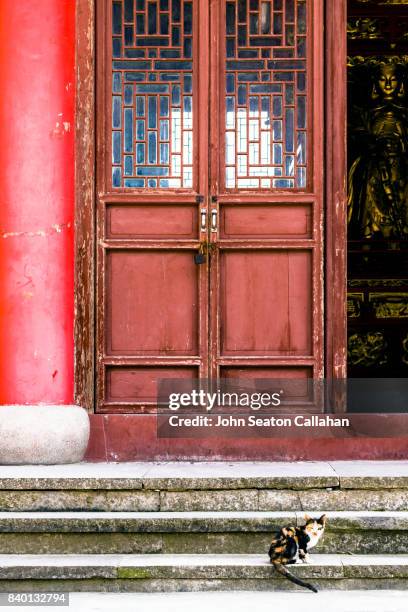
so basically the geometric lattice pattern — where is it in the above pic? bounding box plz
[111,0,193,189]
[225,0,307,189]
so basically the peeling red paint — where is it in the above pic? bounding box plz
[0,1,75,404]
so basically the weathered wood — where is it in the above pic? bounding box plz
[325,0,348,388]
[76,0,343,420]
[74,0,95,412]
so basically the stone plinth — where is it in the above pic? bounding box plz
[0,406,89,465]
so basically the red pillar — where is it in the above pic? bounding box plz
[0,1,75,404]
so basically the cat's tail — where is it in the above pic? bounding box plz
[271,560,318,593]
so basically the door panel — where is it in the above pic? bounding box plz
[219,366,315,409]
[220,250,312,354]
[105,204,198,239]
[220,366,313,379]
[105,366,198,406]
[219,0,310,192]
[106,250,199,355]
[220,204,313,239]
[108,0,197,191]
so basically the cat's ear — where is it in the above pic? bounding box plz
[319,514,327,525]
[304,514,311,522]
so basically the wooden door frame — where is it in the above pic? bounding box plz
[74,0,349,413]
[75,0,96,412]
[325,0,348,382]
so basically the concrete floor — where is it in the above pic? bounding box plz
[2,591,406,612]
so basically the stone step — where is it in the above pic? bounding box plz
[1,462,408,512]
[0,554,407,592]
[0,511,406,555]
[2,489,408,512]
[0,462,341,490]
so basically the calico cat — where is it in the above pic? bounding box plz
[268,514,327,593]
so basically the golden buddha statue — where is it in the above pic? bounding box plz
[348,60,408,240]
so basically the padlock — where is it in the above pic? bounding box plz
[194,241,207,265]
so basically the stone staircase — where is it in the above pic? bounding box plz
[0,461,408,592]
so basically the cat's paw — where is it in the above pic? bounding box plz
[301,554,311,564]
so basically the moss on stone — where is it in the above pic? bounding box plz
[117,568,152,579]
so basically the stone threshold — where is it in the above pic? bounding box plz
[1,461,408,490]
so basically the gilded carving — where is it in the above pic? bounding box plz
[402,334,408,365]
[369,292,408,317]
[348,278,408,287]
[347,292,364,318]
[348,331,389,367]
[347,18,383,40]
[348,57,408,240]
[356,0,408,4]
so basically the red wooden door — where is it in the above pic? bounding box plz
[96,0,324,413]
[96,0,210,412]
[209,0,324,392]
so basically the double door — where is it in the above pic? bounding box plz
[96,0,324,412]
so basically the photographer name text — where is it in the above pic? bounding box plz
[167,415,351,428]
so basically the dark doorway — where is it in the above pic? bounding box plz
[347,0,408,379]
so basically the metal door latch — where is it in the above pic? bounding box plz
[200,209,207,232]
[210,209,218,232]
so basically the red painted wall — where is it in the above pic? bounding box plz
[0,1,75,404]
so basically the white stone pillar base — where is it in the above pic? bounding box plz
[0,406,90,464]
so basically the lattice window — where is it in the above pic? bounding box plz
[111,0,193,189]
[225,0,307,189]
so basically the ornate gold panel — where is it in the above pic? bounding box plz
[356,1,408,5]
[403,334,408,364]
[347,292,364,318]
[348,278,408,288]
[369,292,408,318]
[348,331,389,367]
[347,18,384,40]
